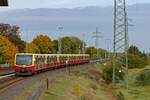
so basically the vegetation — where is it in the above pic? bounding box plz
[26,43,40,53]
[128,54,148,69]
[115,66,150,100]
[128,45,148,69]
[61,36,84,54]
[0,35,18,64]
[31,35,53,54]
[102,63,124,83]
[0,23,25,52]
[136,69,150,86]
[85,46,109,59]
[39,64,116,100]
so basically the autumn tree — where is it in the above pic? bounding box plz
[0,23,25,52]
[0,35,18,64]
[26,43,40,53]
[32,35,53,54]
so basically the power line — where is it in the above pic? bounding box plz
[92,27,102,58]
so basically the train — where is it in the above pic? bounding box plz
[14,53,90,75]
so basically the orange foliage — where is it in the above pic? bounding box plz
[0,35,18,64]
[32,35,53,54]
[26,43,40,53]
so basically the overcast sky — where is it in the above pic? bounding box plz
[5,0,150,8]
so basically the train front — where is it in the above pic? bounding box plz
[15,53,35,75]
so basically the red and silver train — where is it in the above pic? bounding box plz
[14,53,90,75]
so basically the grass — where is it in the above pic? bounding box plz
[14,79,44,100]
[115,66,150,100]
[39,64,116,100]
[14,63,150,100]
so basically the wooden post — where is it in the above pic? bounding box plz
[46,78,49,90]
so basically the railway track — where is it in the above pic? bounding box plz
[0,77,25,93]
[0,71,25,93]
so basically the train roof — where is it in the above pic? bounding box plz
[16,53,90,56]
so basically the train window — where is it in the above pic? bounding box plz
[16,55,32,66]
[65,56,68,60]
[34,56,38,65]
[52,56,57,62]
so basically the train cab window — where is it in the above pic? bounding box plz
[16,55,32,66]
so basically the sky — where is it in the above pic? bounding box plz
[4,0,150,9]
[0,0,150,51]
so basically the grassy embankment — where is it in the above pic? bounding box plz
[14,63,150,100]
[39,64,116,100]
[115,65,150,100]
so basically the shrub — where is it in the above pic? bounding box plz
[116,91,125,100]
[128,45,148,69]
[128,54,148,69]
[102,63,124,83]
[136,69,150,86]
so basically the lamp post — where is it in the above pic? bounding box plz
[58,26,63,54]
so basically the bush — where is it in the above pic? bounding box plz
[102,63,124,83]
[136,69,150,86]
[116,91,125,100]
[128,54,148,69]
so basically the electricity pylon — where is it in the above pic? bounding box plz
[92,27,102,59]
[113,0,129,88]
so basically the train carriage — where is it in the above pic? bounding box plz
[15,53,90,75]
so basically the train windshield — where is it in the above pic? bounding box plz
[16,55,32,66]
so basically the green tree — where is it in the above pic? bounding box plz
[128,45,142,56]
[97,48,109,58]
[85,47,108,59]
[61,36,84,54]
[32,35,53,54]
[85,46,97,58]
[52,40,58,54]
[128,45,148,68]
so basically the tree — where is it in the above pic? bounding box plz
[26,43,40,53]
[32,35,53,54]
[85,46,97,58]
[128,45,142,56]
[85,47,108,59]
[0,35,18,64]
[0,23,25,52]
[52,40,58,54]
[97,48,109,58]
[128,45,148,68]
[61,37,84,54]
